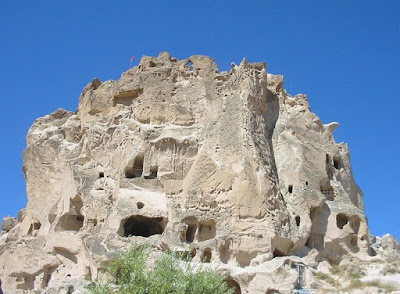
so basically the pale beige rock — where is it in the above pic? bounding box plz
[0,52,383,293]
[1,216,17,232]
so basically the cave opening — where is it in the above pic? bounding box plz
[295,216,301,227]
[336,213,349,229]
[121,215,166,237]
[225,278,241,294]
[125,154,144,178]
[144,166,158,179]
[185,223,197,243]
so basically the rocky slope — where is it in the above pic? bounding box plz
[1,52,397,293]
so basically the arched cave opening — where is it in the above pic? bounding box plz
[120,215,166,237]
[56,195,84,232]
[224,278,241,294]
[333,156,341,169]
[125,154,144,178]
[185,223,197,243]
[336,213,349,229]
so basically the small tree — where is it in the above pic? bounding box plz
[88,245,235,294]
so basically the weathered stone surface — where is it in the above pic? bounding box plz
[371,234,400,260]
[1,216,17,232]
[0,52,385,293]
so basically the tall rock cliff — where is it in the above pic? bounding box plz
[0,52,373,293]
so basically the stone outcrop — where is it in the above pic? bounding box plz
[0,52,376,293]
[1,216,17,232]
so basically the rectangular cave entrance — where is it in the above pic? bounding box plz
[120,215,167,237]
[184,218,216,243]
[113,88,143,107]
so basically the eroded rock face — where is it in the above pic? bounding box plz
[0,52,372,293]
[1,216,17,232]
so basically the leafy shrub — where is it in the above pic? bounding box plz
[88,245,234,294]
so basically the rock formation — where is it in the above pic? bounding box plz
[0,52,382,293]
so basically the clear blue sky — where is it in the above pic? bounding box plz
[1,1,399,240]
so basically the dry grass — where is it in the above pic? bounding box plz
[315,272,340,288]
[382,261,400,276]
[330,263,366,279]
[344,279,397,292]
[316,261,399,293]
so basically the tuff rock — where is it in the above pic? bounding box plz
[0,52,384,293]
[1,216,17,232]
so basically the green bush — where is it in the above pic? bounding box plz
[88,245,234,294]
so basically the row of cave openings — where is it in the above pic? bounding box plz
[118,216,218,242]
[286,154,342,201]
[286,182,337,201]
[124,154,158,179]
